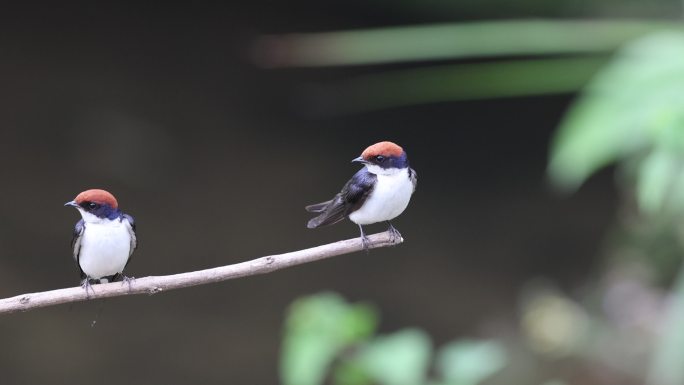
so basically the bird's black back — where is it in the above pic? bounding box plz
[306,168,377,228]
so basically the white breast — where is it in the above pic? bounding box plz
[349,167,414,225]
[78,218,132,279]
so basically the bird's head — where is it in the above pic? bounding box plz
[352,141,409,175]
[65,189,120,221]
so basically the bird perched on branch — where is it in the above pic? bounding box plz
[306,141,417,249]
[65,189,137,291]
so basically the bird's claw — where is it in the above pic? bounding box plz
[80,278,96,298]
[387,224,403,244]
[119,275,136,291]
[361,234,371,251]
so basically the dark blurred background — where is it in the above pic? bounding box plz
[1,2,682,385]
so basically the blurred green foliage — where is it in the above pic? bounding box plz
[648,273,684,385]
[549,32,684,217]
[346,329,432,385]
[267,15,684,385]
[256,20,683,114]
[547,31,684,385]
[434,340,506,385]
[280,293,378,385]
[258,20,676,67]
[281,293,506,385]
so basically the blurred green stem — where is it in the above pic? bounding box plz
[255,19,680,67]
[647,261,684,385]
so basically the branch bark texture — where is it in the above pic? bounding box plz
[0,232,401,315]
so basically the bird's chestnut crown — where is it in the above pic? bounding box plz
[74,189,118,212]
[66,189,121,220]
[360,141,408,169]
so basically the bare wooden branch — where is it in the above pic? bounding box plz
[0,231,401,315]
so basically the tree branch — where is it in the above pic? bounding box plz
[0,232,401,315]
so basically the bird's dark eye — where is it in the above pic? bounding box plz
[88,202,97,210]
[375,155,385,162]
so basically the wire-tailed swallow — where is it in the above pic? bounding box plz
[65,189,137,290]
[306,141,417,248]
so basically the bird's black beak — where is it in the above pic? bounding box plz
[352,156,369,164]
[64,200,79,208]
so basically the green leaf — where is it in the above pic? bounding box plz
[354,328,432,385]
[333,360,374,385]
[435,340,506,385]
[280,293,379,385]
[549,31,684,191]
[255,20,680,67]
[636,150,678,215]
[548,101,643,190]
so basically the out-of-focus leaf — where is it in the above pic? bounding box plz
[636,150,677,215]
[435,340,507,385]
[254,20,678,68]
[549,31,684,193]
[548,98,645,191]
[647,264,684,385]
[520,285,589,357]
[333,360,373,385]
[353,328,432,385]
[280,293,378,385]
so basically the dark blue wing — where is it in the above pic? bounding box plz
[121,213,138,264]
[306,168,377,228]
[71,219,85,277]
[409,167,417,192]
